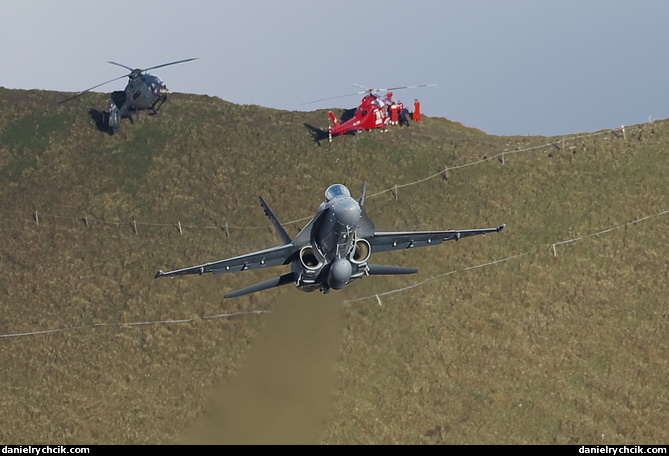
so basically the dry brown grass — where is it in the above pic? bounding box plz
[0,87,667,444]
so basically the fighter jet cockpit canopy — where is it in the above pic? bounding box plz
[325,184,351,202]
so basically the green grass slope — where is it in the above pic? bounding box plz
[0,87,667,444]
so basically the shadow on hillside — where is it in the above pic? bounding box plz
[304,108,358,145]
[304,123,330,145]
[88,109,115,135]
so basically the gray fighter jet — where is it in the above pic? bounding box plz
[155,184,505,298]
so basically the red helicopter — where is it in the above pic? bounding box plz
[304,84,435,142]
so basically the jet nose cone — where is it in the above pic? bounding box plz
[334,198,361,227]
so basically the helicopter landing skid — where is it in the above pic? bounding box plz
[150,94,168,115]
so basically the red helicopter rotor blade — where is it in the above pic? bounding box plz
[375,84,437,93]
[301,83,435,106]
[300,91,367,105]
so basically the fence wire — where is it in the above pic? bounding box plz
[0,121,661,337]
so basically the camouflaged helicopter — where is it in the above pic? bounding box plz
[61,58,198,132]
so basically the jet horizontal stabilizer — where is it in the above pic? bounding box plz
[224,272,296,299]
[366,264,419,275]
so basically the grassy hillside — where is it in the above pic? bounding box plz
[0,87,667,444]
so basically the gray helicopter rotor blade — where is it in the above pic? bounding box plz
[107,61,135,72]
[141,58,199,72]
[59,73,131,103]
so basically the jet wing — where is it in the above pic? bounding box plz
[368,224,505,254]
[155,243,298,278]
